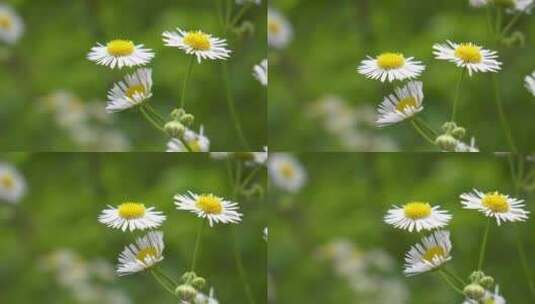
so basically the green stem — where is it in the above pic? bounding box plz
[232,227,256,304]
[140,106,165,133]
[191,219,205,271]
[151,269,177,296]
[240,166,261,189]
[514,225,535,299]
[411,119,436,146]
[225,0,232,27]
[486,6,494,40]
[154,267,179,288]
[451,69,465,122]
[501,11,522,37]
[438,270,464,295]
[492,74,517,153]
[477,218,491,270]
[180,56,195,109]
[222,63,250,150]
[145,104,166,124]
[216,0,225,27]
[495,7,502,37]
[228,3,253,30]
[443,267,466,286]
[415,117,438,137]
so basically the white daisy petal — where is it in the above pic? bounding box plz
[384,201,452,232]
[460,189,529,225]
[174,192,243,227]
[117,231,165,276]
[268,153,307,193]
[524,71,535,97]
[106,68,153,113]
[166,126,210,152]
[432,41,501,76]
[403,230,452,276]
[358,52,426,83]
[98,202,166,232]
[0,4,24,45]
[87,39,154,69]
[376,81,424,127]
[162,28,231,63]
[253,59,268,86]
[0,163,26,204]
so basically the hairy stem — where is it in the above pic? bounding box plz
[411,119,436,146]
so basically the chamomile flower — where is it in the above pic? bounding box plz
[268,9,293,49]
[460,189,529,225]
[174,191,242,227]
[253,59,268,86]
[403,230,452,277]
[87,39,154,69]
[524,71,535,97]
[376,81,424,127]
[98,202,166,231]
[166,126,210,152]
[106,68,152,113]
[433,41,502,76]
[358,52,425,83]
[117,231,164,276]
[384,201,452,232]
[0,4,24,45]
[268,153,307,193]
[162,28,231,63]
[0,163,26,204]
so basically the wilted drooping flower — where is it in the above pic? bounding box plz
[460,189,529,225]
[0,4,24,45]
[268,9,293,49]
[384,201,452,232]
[117,231,165,276]
[403,230,452,276]
[358,52,425,82]
[98,202,166,231]
[174,192,243,227]
[0,163,26,204]
[253,59,268,86]
[106,68,153,113]
[433,41,501,76]
[268,153,307,193]
[87,39,154,69]
[376,81,424,127]
[162,28,231,63]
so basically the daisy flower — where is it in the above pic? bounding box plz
[506,0,534,14]
[194,287,219,304]
[174,191,242,227]
[376,81,424,127]
[162,28,231,63]
[268,8,293,49]
[106,68,153,113]
[98,202,166,231]
[460,189,529,225]
[253,59,268,86]
[433,41,501,76]
[87,39,154,69]
[384,201,452,232]
[268,153,307,193]
[463,285,506,304]
[0,4,24,45]
[455,137,479,152]
[403,230,452,277]
[358,52,425,83]
[117,231,164,276]
[166,126,210,152]
[524,71,535,97]
[0,163,26,204]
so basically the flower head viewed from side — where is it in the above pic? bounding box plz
[358,52,425,82]
[162,28,231,63]
[268,8,293,49]
[376,81,424,127]
[253,59,268,86]
[268,153,307,193]
[106,68,153,113]
[0,4,24,45]
[384,201,452,232]
[460,189,529,225]
[403,230,452,276]
[87,39,154,69]
[98,202,166,231]
[174,192,242,227]
[166,126,210,152]
[0,163,26,204]
[524,71,535,97]
[117,231,165,276]
[433,41,502,76]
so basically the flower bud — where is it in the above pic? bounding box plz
[441,122,457,133]
[191,277,206,289]
[451,127,466,139]
[480,276,494,289]
[435,134,458,151]
[181,271,197,283]
[464,283,485,300]
[180,114,195,126]
[171,108,186,120]
[164,121,185,138]
[175,284,197,301]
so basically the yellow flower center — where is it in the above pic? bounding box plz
[106,40,135,56]
[455,44,482,64]
[403,201,432,220]
[482,192,509,213]
[0,14,12,29]
[188,140,202,152]
[196,194,223,214]
[136,247,158,263]
[377,53,405,70]
[183,31,211,51]
[280,164,295,178]
[0,174,14,189]
[395,96,418,112]
[422,246,445,263]
[118,202,146,219]
[268,20,281,34]
[125,84,146,100]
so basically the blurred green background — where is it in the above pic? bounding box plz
[0,153,266,303]
[269,0,535,151]
[0,0,266,151]
[270,153,535,303]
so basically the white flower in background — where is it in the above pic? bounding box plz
[460,189,529,225]
[455,137,479,152]
[194,287,219,304]
[0,163,26,204]
[469,0,489,7]
[505,0,534,14]
[117,231,165,276]
[376,81,424,127]
[174,191,243,227]
[166,126,210,152]
[463,285,506,304]
[268,153,307,193]
[524,71,535,97]
[403,230,452,276]
[236,0,261,4]
[0,4,24,45]
[87,39,154,69]
[384,201,452,232]
[106,68,153,113]
[98,202,166,231]
[433,41,501,76]
[268,8,293,49]
[358,52,425,82]
[253,59,268,86]
[162,28,231,63]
